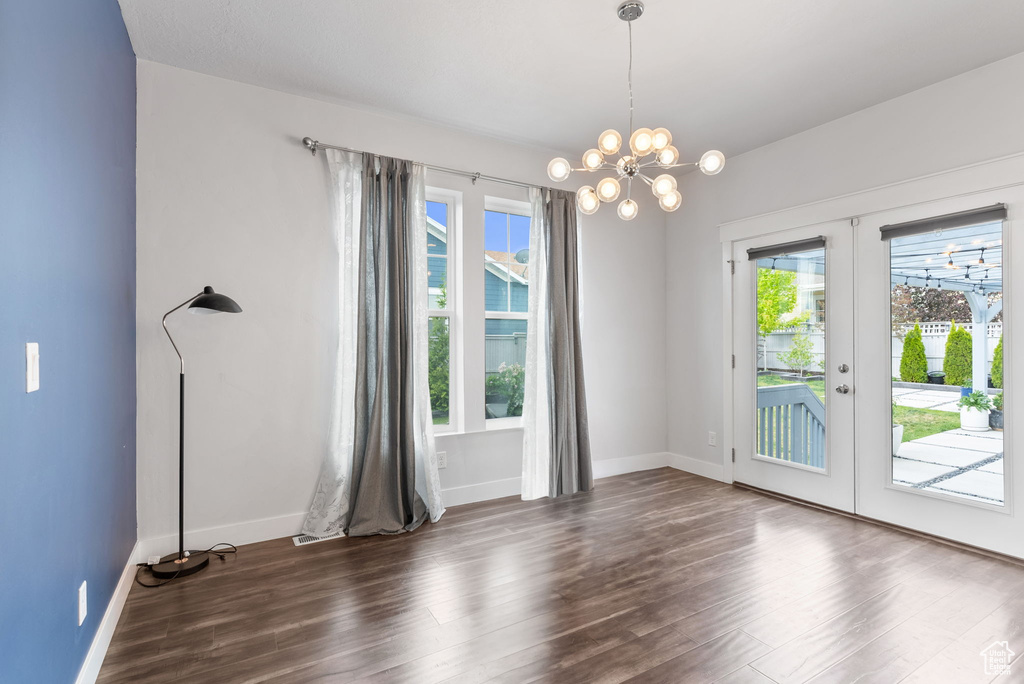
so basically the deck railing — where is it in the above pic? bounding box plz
[757,384,825,468]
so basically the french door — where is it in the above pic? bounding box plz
[728,186,1023,559]
[732,222,856,512]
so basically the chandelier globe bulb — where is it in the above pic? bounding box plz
[598,130,622,155]
[651,174,677,197]
[547,157,572,182]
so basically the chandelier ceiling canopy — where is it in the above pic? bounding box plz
[547,1,725,220]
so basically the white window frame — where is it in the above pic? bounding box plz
[426,187,460,434]
[484,196,531,428]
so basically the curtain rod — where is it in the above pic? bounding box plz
[300,137,540,191]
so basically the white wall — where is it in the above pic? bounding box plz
[135,61,667,550]
[667,51,1024,468]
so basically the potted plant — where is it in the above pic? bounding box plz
[891,398,903,456]
[957,390,992,432]
[990,392,1004,430]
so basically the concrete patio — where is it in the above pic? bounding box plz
[893,427,1004,505]
[891,386,965,412]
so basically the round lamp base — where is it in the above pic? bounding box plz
[150,551,210,579]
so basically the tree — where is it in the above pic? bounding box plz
[899,323,928,383]
[890,285,1002,335]
[427,280,449,415]
[991,334,1003,389]
[756,267,808,370]
[943,321,973,387]
[778,334,815,376]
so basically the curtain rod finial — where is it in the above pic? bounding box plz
[302,137,318,156]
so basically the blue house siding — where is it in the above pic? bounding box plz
[0,1,137,682]
[484,269,528,312]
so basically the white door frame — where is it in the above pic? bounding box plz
[720,151,1024,558]
[729,223,856,512]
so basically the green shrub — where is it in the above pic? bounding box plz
[991,334,1003,389]
[486,363,525,417]
[899,323,928,383]
[994,392,1004,411]
[943,322,973,387]
[779,334,816,376]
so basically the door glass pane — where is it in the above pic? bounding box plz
[890,222,1005,505]
[755,248,827,469]
[428,316,450,426]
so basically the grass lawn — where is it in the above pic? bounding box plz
[757,374,826,402]
[893,405,961,442]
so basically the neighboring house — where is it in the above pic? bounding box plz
[428,215,529,337]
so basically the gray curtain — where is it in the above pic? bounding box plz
[527,188,593,497]
[346,154,428,536]
[547,189,593,495]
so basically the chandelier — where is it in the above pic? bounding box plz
[546,1,725,220]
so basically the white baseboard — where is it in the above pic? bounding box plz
[131,453,721,565]
[75,542,138,684]
[134,511,308,564]
[441,477,522,507]
[667,452,726,482]
[592,451,673,478]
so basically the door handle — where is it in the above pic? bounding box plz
[835,385,851,395]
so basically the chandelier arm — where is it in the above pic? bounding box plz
[636,173,655,185]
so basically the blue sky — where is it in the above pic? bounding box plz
[427,201,529,255]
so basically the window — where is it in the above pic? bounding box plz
[484,201,530,420]
[889,220,1005,506]
[426,196,454,428]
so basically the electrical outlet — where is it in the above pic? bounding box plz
[26,343,39,393]
[708,432,717,447]
[437,451,447,469]
[78,581,87,626]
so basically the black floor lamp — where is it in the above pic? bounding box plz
[154,286,242,580]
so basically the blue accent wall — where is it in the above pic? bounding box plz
[0,1,136,682]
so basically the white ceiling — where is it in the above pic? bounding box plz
[118,0,1024,159]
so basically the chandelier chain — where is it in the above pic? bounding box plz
[627,19,634,138]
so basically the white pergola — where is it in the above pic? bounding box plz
[890,222,1003,392]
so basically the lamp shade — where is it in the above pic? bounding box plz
[188,286,242,314]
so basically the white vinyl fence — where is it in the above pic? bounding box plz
[485,333,527,376]
[760,327,824,373]
[890,322,1001,378]
[760,322,1002,378]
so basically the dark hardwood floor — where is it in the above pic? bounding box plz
[97,468,1024,683]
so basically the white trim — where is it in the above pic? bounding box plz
[719,150,1024,243]
[442,476,522,506]
[133,511,307,564]
[592,452,673,478]
[668,452,728,482]
[75,542,138,684]
[484,257,529,285]
[484,195,531,216]
[442,452,687,507]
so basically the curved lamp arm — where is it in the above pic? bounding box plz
[162,291,203,373]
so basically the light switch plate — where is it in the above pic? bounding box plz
[78,581,87,626]
[26,343,39,393]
